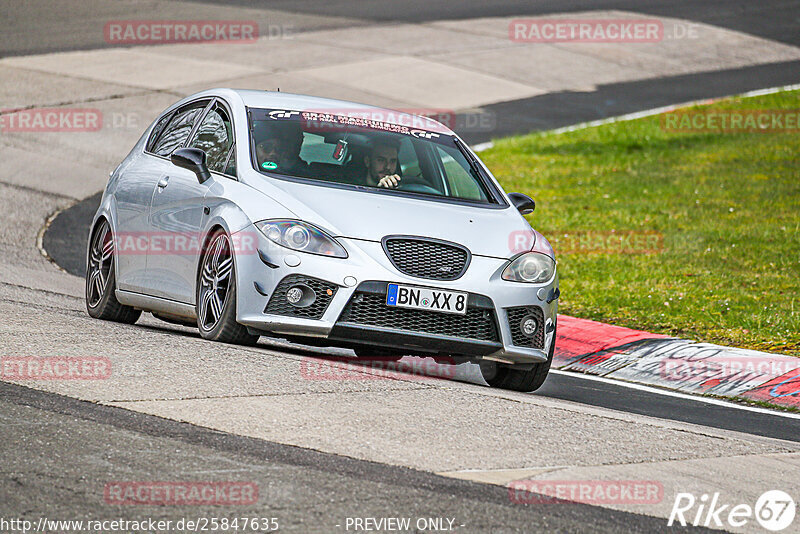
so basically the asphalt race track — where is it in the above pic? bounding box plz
[4,382,714,534]
[3,0,799,56]
[2,1,800,532]
[41,193,800,444]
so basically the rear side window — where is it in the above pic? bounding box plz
[145,112,173,153]
[187,104,233,173]
[150,100,210,157]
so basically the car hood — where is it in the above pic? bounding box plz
[252,177,536,259]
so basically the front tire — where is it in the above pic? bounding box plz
[481,323,555,392]
[196,229,259,346]
[85,219,141,324]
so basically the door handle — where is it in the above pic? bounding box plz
[157,176,170,189]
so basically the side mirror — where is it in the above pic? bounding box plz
[508,192,535,215]
[171,147,211,183]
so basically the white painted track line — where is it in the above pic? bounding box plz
[550,370,800,420]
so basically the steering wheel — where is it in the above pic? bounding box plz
[400,183,440,194]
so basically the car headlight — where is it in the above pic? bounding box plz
[502,252,556,283]
[255,220,348,258]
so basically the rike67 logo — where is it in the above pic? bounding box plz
[668,490,795,531]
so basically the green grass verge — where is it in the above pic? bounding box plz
[481,89,800,356]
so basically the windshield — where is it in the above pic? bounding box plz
[248,107,498,203]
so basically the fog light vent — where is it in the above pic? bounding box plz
[286,284,315,308]
[264,275,337,319]
[520,316,538,337]
[506,306,545,349]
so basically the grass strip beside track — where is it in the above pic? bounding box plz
[481,89,800,356]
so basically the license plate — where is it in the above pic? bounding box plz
[386,284,468,315]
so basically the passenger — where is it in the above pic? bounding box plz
[255,138,282,170]
[362,139,402,189]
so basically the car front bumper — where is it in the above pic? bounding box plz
[233,225,558,364]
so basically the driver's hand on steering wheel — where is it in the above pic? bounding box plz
[377,174,401,189]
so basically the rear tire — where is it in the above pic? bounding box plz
[85,219,141,324]
[481,322,555,392]
[196,229,259,346]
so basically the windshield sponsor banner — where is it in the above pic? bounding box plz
[1,357,111,380]
[303,108,446,131]
[104,481,258,505]
[104,20,260,45]
[263,108,445,139]
[288,107,496,133]
[301,111,440,139]
[509,479,663,505]
[1,108,102,132]
[661,109,800,133]
[510,18,663,43]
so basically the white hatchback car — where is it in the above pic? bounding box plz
[86,89,559,391]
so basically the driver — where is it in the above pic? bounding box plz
[279,124,309,176]
[363,139,402,189]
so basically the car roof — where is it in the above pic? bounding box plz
[197,88,456,136]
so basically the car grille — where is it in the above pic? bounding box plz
[264,275,338,319]
[506,306,545,349]
[338,291,499,342]
[383,237,470,281]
